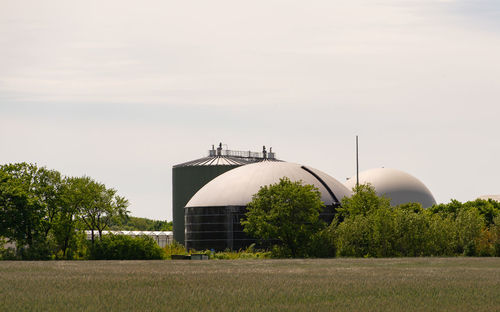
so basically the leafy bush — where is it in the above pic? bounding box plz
[214,244,271,260]
[426,214,456,256]
[490,216,500,257]
[335,206,488,257]
[336,215,372,257]
[333,185,497,258]
[429,199,500,226]
[18,237,58,260]
[163,240,188,259]
[90,235,164,260]
[0,237,17,260]
[339,184,391,218]
[393,208,430,256]
[109,216,172,231]
[0,247,17,260]
[306,226,336,258]
[454,208,484,255]
[474,229,495,257]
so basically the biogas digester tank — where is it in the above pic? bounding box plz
[172,144,277,245]
[184,162,351,251]
[344,168,436,208]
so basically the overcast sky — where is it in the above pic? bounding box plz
[1,0,499,220]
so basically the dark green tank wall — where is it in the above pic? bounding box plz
[172,165,240,245]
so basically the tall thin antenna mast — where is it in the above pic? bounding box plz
[356,135,359,188]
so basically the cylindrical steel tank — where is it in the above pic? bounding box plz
[172,144,278,245]
[184,162,351,250]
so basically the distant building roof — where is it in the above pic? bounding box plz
[477,195,500,202]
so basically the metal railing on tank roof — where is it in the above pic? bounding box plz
[208,149,276,159]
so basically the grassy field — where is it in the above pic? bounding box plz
[1,258,500,311]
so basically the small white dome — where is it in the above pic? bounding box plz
[344,168,436,208]
[186,162,351,207]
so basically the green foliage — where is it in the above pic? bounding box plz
[213,244,272,260]
[336,205,488,257]
[90,234,164,260]
[214,250,271,259]
[464,199,500,226]
[0,164,51,250]
[339,183,391,218]
[392,208,430,256]
[336,184,396,257]
[163,240,188,259]
[51,177,88,259]
[162,242,271,260]
[0,237,17,260]
[454,208,484,255]
[17,238,56,260]
[425,214,456,256]
[337,209,417,257]
[335,215,371,257]
[491,216,500,257]
[429,198,500,226]
[0,162,131,260]
[109,216,172,231]
[397,202,424,213]
[333,184,498,258]
[4,161,500,260]
[242,177,326,258]
[306,225,337,258]
[72,176,129,244]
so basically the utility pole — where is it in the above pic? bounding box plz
[356,135,359,188]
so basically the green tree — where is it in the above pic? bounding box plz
[74,176,129,245]
[109,216,172,231]
[392,207,430,256]
[491,216,500,256]
[463,199,500,226]
[428,199,463,216]
[339,183,391,218]
[242,177,325,258]
[90,234,164,260]
[0,163,62,258]
[428,199,500,226]
[51,177,88,259]
[455,208,484,255]
[0,169,42,248]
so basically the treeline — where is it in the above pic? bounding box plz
[334,185,500,257]
[313,185,500,258]
[243,180,500,258]
[109,216,172,231]
[0,163,164,260]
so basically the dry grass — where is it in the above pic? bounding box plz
[1,258,500,311]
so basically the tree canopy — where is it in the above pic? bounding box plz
[338,183,391,218]
[71,176,129,243]
[0,162,130,259]
[109,216,172,231]
[242,177,326,258]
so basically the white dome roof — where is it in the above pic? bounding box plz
[186,162,352,207]
[344,168,436,208]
